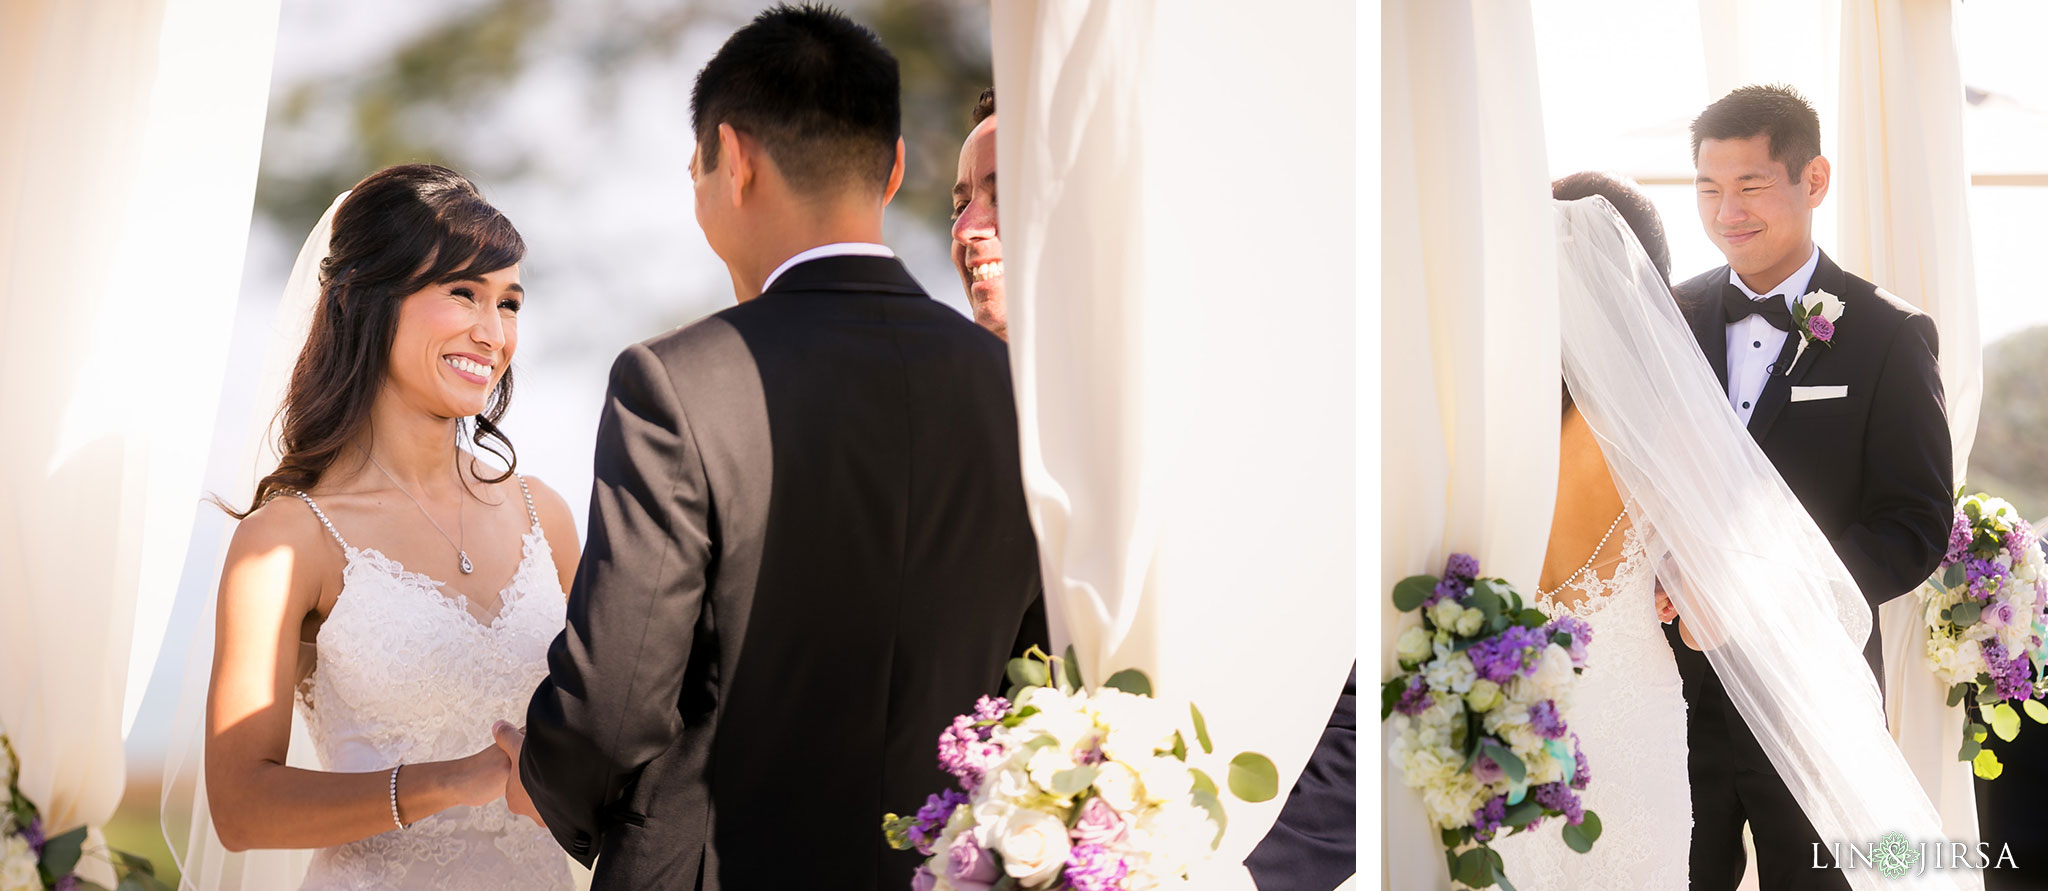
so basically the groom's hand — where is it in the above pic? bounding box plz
[1653,583,1678,624]
[492,720,545,827]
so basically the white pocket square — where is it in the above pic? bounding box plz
[1790,385,1849,403]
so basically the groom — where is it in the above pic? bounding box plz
[495,6,1042,889]
[1669,84,1953,890]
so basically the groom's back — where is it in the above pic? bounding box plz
[631,255,1040,889]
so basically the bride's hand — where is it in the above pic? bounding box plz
[1653,584,1678,624]
[440,740,514,809]
[493,721,546,828]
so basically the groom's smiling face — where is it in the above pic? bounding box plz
[1695,134,1827,289]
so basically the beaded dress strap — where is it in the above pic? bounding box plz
[286,489,351,552]
[516,475,539,529]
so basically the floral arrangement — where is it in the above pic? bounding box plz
[1383,554,1601,890]
[2,732,167,891]
[882,648,1278,890]
[1916,491,2048,779]
[1786,289,1844,375]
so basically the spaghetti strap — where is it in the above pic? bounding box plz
[285,489,352,552]
[516,475,539,529]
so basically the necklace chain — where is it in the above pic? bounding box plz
[368,448,472,575]
[1538,509,1628,600]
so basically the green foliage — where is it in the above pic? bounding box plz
[1103,669,1153,697]
[1562,810,1603,853]
[1393,575,1437,612]
[1226,752,1279,803]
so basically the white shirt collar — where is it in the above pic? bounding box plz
[1727,244,1822,309]
[760,242,896,293]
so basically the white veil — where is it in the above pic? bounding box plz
[160,192,349,889]
[1556,196,1974,890]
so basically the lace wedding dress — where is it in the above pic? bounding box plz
[1490,523,1692,890]
[287,478,572,890]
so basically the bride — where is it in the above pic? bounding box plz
[191,164,577,889]
[1487,195,1968,890]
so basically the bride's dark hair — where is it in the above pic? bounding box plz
[220,164,527,518]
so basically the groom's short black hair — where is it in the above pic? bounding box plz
[1553,172,1671,284]
[690,3,899,196]
[1690,84,1822,181]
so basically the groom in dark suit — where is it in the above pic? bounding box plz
[1669,84,1953,891]
[494,6,1041,889]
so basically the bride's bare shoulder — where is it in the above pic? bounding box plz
[223,492,346,579]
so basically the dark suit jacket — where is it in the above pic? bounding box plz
[1668,249,1952,768]
[520,256,1043,890]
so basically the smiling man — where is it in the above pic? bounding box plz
[951,87,1005,339]
[1668,84,1954,891]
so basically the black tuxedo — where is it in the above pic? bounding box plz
[519,256,1044,890]
[1671,249,1952,890]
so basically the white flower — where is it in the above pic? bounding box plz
[1424,650,1477,695]
[993,808,1071,888]
[1025,743,1078,795]
[1093,760,1146,812]
[1454,607,1486,637]
[1530,644,1577,698]
[1803,289,1845,323]
[1431,598,1466,629]
[1464,678,1503,712]
[1135,754,1194,803]
[0,834,39,891]
[1396,626,1432,664]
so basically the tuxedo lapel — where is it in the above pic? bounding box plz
[1685,267,1732,390]
[1746,251,1846,441]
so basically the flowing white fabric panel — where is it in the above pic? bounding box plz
[1838,0,1984,848]
[991,2,1358,884]
[0,0,278,837]
[1697,0,1840,125]
[1381,1,1559,887]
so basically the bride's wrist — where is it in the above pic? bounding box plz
[395,760,468,821]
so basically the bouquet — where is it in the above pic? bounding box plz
[1383,554,1600,890]
[882,648,1278,890]
[2,732,167,891]
[1916,491,2048,779]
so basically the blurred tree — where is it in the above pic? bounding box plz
[1966,325,2048,521]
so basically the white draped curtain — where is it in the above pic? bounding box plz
[1836,0,1985,849]
[1381,1,1560,887]
[0,0,277,847]
[991,2,1358,886]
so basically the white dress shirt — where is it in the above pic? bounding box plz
[1724,245,1820,425]
[760,242,896,293]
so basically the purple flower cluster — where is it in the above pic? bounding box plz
[937,697,1011,789]
[1446,553,1481,581]
[1064,843,1132,891]
[1394,676,1434,716]
[1467,625,1549,684]
[1427,576,1469,608]
[906,789,970,855]
[1569,733,1591,789]
[1428,554,1482,608]
[1534,781,1586,825]
[21,817,43,854]
[1947,509,1975,564]
[1471,743,1506,785]
[52,877,78,891]
[1471,794,1508,843]
[1967,558,2009,602]
[1984,641,2036,702]
[2006,519,2037,566]
[1546,615,1593,668]
[1529,700,1567,740]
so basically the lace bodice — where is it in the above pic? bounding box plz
[1495,525,1691,889]
[287,480,572,891]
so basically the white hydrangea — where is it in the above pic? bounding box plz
[1423,649,1477,695]
[0,833,38,891]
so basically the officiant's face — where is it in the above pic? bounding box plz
[951,116,1004,340]
[387,265,521,419]
[1695,135,1821,282]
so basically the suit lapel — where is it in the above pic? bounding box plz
[1685,267,1732,391]
[1746,251,1845,441]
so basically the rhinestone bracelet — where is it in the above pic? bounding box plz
[389,764,410,830]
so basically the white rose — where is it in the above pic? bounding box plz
[994,808,1071,888]
[1454,607,1486,637]
[1093,760,1146,812]
[1805,289,1846,322]
[1025,743,1078,794]
[1396,626,1432,664]
[1465,678,1503,712]
[0,834,39,891]
[1531,644,1576,698]
[1430,599,1465,629]
[1135,755,1194,803]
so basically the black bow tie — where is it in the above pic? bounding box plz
[1723,283,1794,332]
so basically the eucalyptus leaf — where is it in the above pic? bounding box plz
[1482,741,1527,785]
[1562,817,1596,854]
[1061,645,1084,691]
[1382,677,1407,721]
[1492,861,1521,891]
[1470,588,1504,624]
[1961,737,1982,761]
[1457,848,1496,887]
[1948,684,1969,708]
[1228,751,1281,802]
[42,825,87,877]
[1007,657,1048,689]
[1990,703,2022,742]
[1517,608,1549,628]
[1191,767,1219,798]
[1191,703,1214,754]
[1051,765,1100,797]
[1394,575,1438,612]
[1501,796,1543,828]
[2024,699,2048,725]
[1974,747,2005,780]
[1192,787,1228,847]
[1944,562,1968,590]
[1952,602,1983,625]
[1104,669,1153,697]
[1442,827,1465,849]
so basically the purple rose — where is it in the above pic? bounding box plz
[946,831,1001,890]
[1065,843,1131,891]
[911,864,938,891]
[1070,795,1133,848]
[1471,745,1506,785]
[1807,315,1835,343]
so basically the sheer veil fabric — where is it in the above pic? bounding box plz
[1556,196,1974,890]
[160,193,347,890]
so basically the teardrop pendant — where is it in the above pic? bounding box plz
[459,551,474,574]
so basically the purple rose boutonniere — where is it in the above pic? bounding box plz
[1786,289,1845,375]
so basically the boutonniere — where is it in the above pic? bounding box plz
[1786,289,1844,375]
